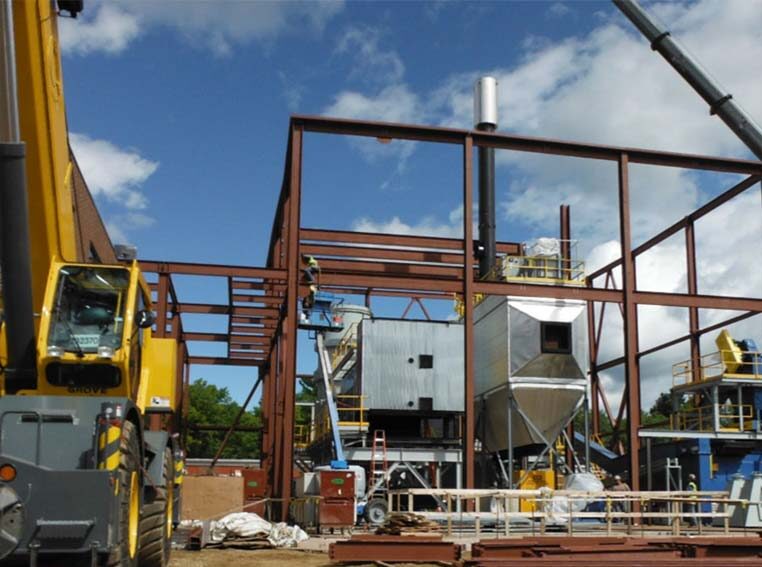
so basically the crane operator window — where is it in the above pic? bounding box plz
[47,266,130,355]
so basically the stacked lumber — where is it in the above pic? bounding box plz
[375,512,441,535]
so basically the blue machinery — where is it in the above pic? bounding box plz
[301,291,347,469]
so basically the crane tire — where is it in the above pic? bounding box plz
[104,420,141,567]
[138,447,173,567]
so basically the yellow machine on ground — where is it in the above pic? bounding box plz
[0,1,182,565]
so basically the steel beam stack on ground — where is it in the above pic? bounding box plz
[138,114,761,519]
[329,535,462,563]
[466,535,762,566]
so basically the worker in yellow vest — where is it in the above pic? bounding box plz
[303,255,320,285]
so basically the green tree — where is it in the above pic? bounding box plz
[187,378,262,459]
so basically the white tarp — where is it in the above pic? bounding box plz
[527,238,561,257]
[541,473,604,524]
[207,512,309,547]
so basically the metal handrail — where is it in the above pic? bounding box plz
[673,349,762,386]
[313,395,369,441]
[670,403,754,432]
[502,254,585,285]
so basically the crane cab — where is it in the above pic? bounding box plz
[14,259,178,414]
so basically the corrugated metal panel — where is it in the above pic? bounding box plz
[360,319,464,412]
[474,296,589,450]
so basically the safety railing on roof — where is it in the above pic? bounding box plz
[670,403,755,433]
[502,255,585,286]
[673,349,762,386]
[313,395,369,442]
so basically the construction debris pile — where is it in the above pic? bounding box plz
[375,512,441,535]
[185,512,309,550]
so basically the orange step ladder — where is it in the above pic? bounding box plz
[370,430,388,488]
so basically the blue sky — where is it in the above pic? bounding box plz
[59,0,761,409]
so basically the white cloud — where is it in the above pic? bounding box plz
[546,2,572,19]
[585,189,762,410]
[336,26,405,85]
[105,212,157,245]
[59,1,344,57]
[352,205,470,239]
[59,4,140,56]
[431,0,761,244]
[324,85,421,170]
[338,0,762,411]
[70,133,158,210]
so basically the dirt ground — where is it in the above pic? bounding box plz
[169,548,333,567]
[168,548,442,567]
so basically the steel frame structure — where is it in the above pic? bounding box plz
[142,115,761,520]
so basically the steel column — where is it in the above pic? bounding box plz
[561,205,574,468]
[618,153,641,491]
[685,220,701,383]
[280,124,303,519]
[463,134,475,491]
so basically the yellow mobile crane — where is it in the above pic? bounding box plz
[0,1,182,565]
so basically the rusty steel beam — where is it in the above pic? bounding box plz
[596,356,625,372]
[182,332,271,346]
[463,134,475,492]
[329,536,462,563]
[686,220,701,383]
[619,153,642,492]
[231,294,283,305]
[318,257,465,279]
[139,260,287,281]
[301,227,521,254]
[315,286,452,301]
[230,325,275,335]
[176,303,280,317]
[587,174,761,282]
[230,319,278,328]
[280,124,302,520]
[210,372,263,469]
[301,242,466,265]
[294,115,762,174]
[637,310,759,359]
[475,280,623,303]
[182,332,230,342]
[188,356,262,367]
[228,350,267,361]
[232,280,286,291]
[229,336,271,345]
[319,272,463,293]
[633,291,762,311]
[561,205,574,467]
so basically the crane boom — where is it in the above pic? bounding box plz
[13,0,79,287]
[613,0,762,161]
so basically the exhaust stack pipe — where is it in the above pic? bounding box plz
[474,76,498,278]
[1,1,37,392]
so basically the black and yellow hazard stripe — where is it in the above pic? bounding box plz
[174,457,184,485]
[97,424,122,471]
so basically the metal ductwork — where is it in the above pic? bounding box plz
[1,0,37,392]
[614,0,762,161]
[474,76,498,278]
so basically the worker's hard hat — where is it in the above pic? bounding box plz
[614,475,621,481]
[688,474,696,480]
